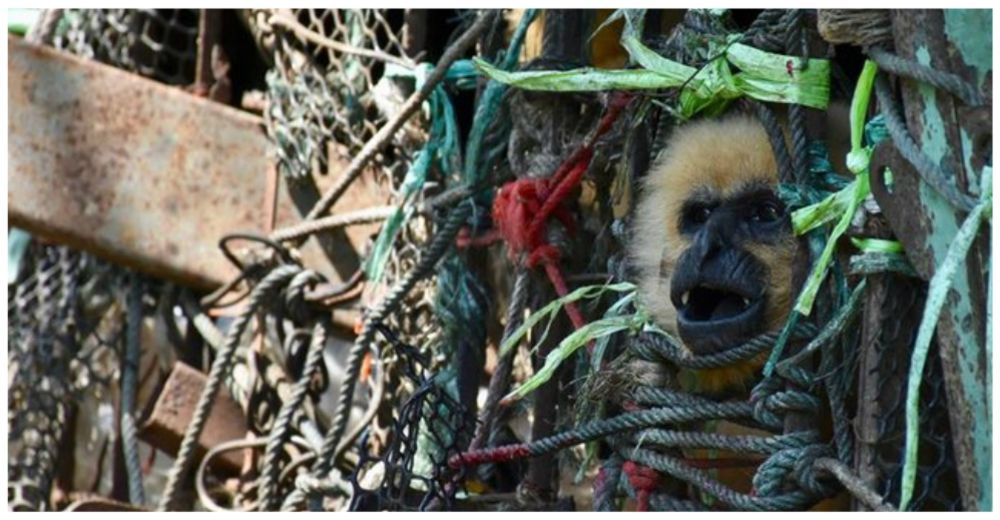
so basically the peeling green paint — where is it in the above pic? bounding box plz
[910,24,991,511]
[943,10,992,87]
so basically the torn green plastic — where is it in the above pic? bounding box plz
[850,237,904,254]
[899,166,992,511]
[474,9,829,120]
[791,60,877,317]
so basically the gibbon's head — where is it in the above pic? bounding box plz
[632,116,800,361]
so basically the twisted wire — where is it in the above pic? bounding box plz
[159,264,303,510]
[258,316,330,510]
[868,47,985,106]
[121,273,146,505]
[874,74,977,212]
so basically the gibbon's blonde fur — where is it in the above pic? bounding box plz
[632,116,799,394]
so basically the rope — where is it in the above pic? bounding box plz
[623,445,815,511]
[258,317,330,510]
[466,92,632,335]
[25,9,63,45]
[813,457,893,511]
[868,47,985,106]
[159,264,303,510]
[121,273,146,506]
[469,269,530,452]
[593,455,623,511]
[449,401,755,469]
[271,206,395,243]
[632,323,817,370]
[783,9,810,184]
[300,11,499,226]
[742,98,795,184]
[294,202,471,510]
[873,74,977,212]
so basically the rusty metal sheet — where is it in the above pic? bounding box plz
[9,36,384,292]
[885,10,991,511]
[8,36,269,288]
[139,362,247,474]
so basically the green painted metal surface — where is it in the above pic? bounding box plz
[891,10,991,511]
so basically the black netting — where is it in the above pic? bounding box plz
[348,323,473,511]
[867,276,963,511]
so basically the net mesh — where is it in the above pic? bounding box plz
[54,9,199,85]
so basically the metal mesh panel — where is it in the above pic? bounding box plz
[54,9,199,85]
[348,324,472,511]
[257,9,421,182]
[868,278,963,511]
[8,245,85,511]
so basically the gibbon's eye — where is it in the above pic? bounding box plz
[751,200,782,223]
[685,204,713,226]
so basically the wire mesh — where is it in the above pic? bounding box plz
[867,277,963,511]
[256,9,422,183]
[54,9,199,85]
[348,323,473,511]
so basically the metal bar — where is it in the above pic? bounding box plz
[9,36,269,289]
[9,36,373,290]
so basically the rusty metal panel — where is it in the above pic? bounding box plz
[139,362,247,474]
[882,10,991,511]
[8,36,270,288]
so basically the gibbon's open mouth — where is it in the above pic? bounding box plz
[673,283,766,356]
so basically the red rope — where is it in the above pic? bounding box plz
[623,460,659,512]
[459,92,633,336]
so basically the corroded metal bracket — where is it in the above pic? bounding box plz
[875,9,991,511]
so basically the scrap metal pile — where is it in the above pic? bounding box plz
[7,8,991,512]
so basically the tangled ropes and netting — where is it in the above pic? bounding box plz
[10,7,984,513]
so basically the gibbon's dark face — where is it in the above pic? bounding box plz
[669,181,791,354]
[632,116,799,358]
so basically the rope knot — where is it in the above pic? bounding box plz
[623,460,659,512]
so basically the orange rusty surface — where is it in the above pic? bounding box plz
[139,362,247,474]
[9,35,386,291]
[8,36,270,288]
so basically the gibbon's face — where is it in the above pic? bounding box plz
[632,116,799,356]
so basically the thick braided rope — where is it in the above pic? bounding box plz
[121,274,146,505]
[288,203,472,510]
[469,269,530,452]
[258,317,330,510]
[632,322,817,370]
[783,9,810,185]
[449,400,754,469]
[742,98,795,184]
[623,445,815,511]
[868,47,985,106]
[159,264,302,510]
[624,428,818,455]
[874,74,977,212]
